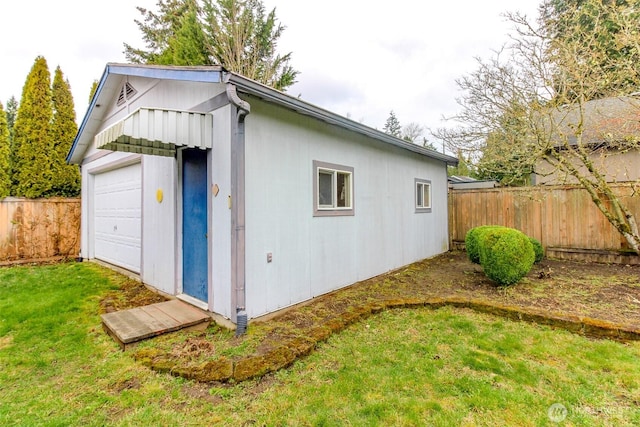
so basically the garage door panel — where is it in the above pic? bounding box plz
[94,234,140,272]
[94,216,140,238]
[94,163,142,273]
[94,211,140,238]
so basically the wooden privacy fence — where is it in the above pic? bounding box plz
[449,184,640,264]
[0,198,80,264]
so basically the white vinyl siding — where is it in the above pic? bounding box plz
[236,98,452,319]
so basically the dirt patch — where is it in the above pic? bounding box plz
[417,253,640,327]
[100,280,168,313]
[180,381,224,404]
[110,377,142,393]
[103,251,640,383]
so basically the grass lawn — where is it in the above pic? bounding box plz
[1,261,640,426]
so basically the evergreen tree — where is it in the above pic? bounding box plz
[12,56,55,198]
[540,0,640,100]
[157,2,209,65]
[447,149,474,178]
[382,110,402,138]
[5,96,18,188]
[50,66,80,197]
[5,96,17,141]
[125,0,208,64]
[0,102,11,197]
[124,0,298,90]
[202,0,298,90]
[88,80,99,103]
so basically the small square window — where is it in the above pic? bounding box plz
[313,161,354,217]
[415,179,432,212]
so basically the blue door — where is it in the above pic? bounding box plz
[182,149,208,302]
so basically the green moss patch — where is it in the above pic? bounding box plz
[126,251,640,383]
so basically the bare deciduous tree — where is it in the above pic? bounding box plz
[434,0,640,253]
[401,122,424,143]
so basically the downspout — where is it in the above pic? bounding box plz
[226,82,250,336]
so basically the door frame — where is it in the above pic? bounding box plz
[176,147,212,310]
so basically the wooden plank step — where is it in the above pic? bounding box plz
[101,300,211,350]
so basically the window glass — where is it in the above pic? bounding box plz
[422,183,430,208]
[313,161,354,217]
[318,170,333,207]
[337,172,351,207]
[415,179,432,212]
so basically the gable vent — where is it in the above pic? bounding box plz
[116,82,138,107]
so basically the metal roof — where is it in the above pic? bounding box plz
[68,64,458,166]
[95,107,212,157]
[223,72,458,165]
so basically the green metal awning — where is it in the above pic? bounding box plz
[95,107,212,157]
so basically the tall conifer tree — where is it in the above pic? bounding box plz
[12,56,55,198]
[158,4,209,65]
[50,66,80,197]
[6,96,18,185]
[88,80,99,103]
[125,0,298,90]
[125,0,200,64]
[5,96,17,141]
[383,110,402,138]
[0,102,11,197]
[202,0,298,90]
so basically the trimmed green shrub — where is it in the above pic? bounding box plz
[465,225,506,264]
[529,237,544,263]
[478,227,535,286]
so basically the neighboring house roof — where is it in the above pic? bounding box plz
[68,63,458,166]
[552,94,640,147]
[447,175,477,184]
[447,175,498,189]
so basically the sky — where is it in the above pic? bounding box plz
[1,0,541,145]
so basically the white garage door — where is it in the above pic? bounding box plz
[94,163,142,273]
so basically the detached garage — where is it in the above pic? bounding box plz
[68,63,457,330]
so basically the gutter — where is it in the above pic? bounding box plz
[225,73,458,166]
[224,77,251,335]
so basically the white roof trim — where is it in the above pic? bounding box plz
[95,107,213,157]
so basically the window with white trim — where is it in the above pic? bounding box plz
[415,179,432,212]
[313,160,354,216]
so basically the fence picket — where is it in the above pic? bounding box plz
[449,184,639,264]
[0,198,80,263]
